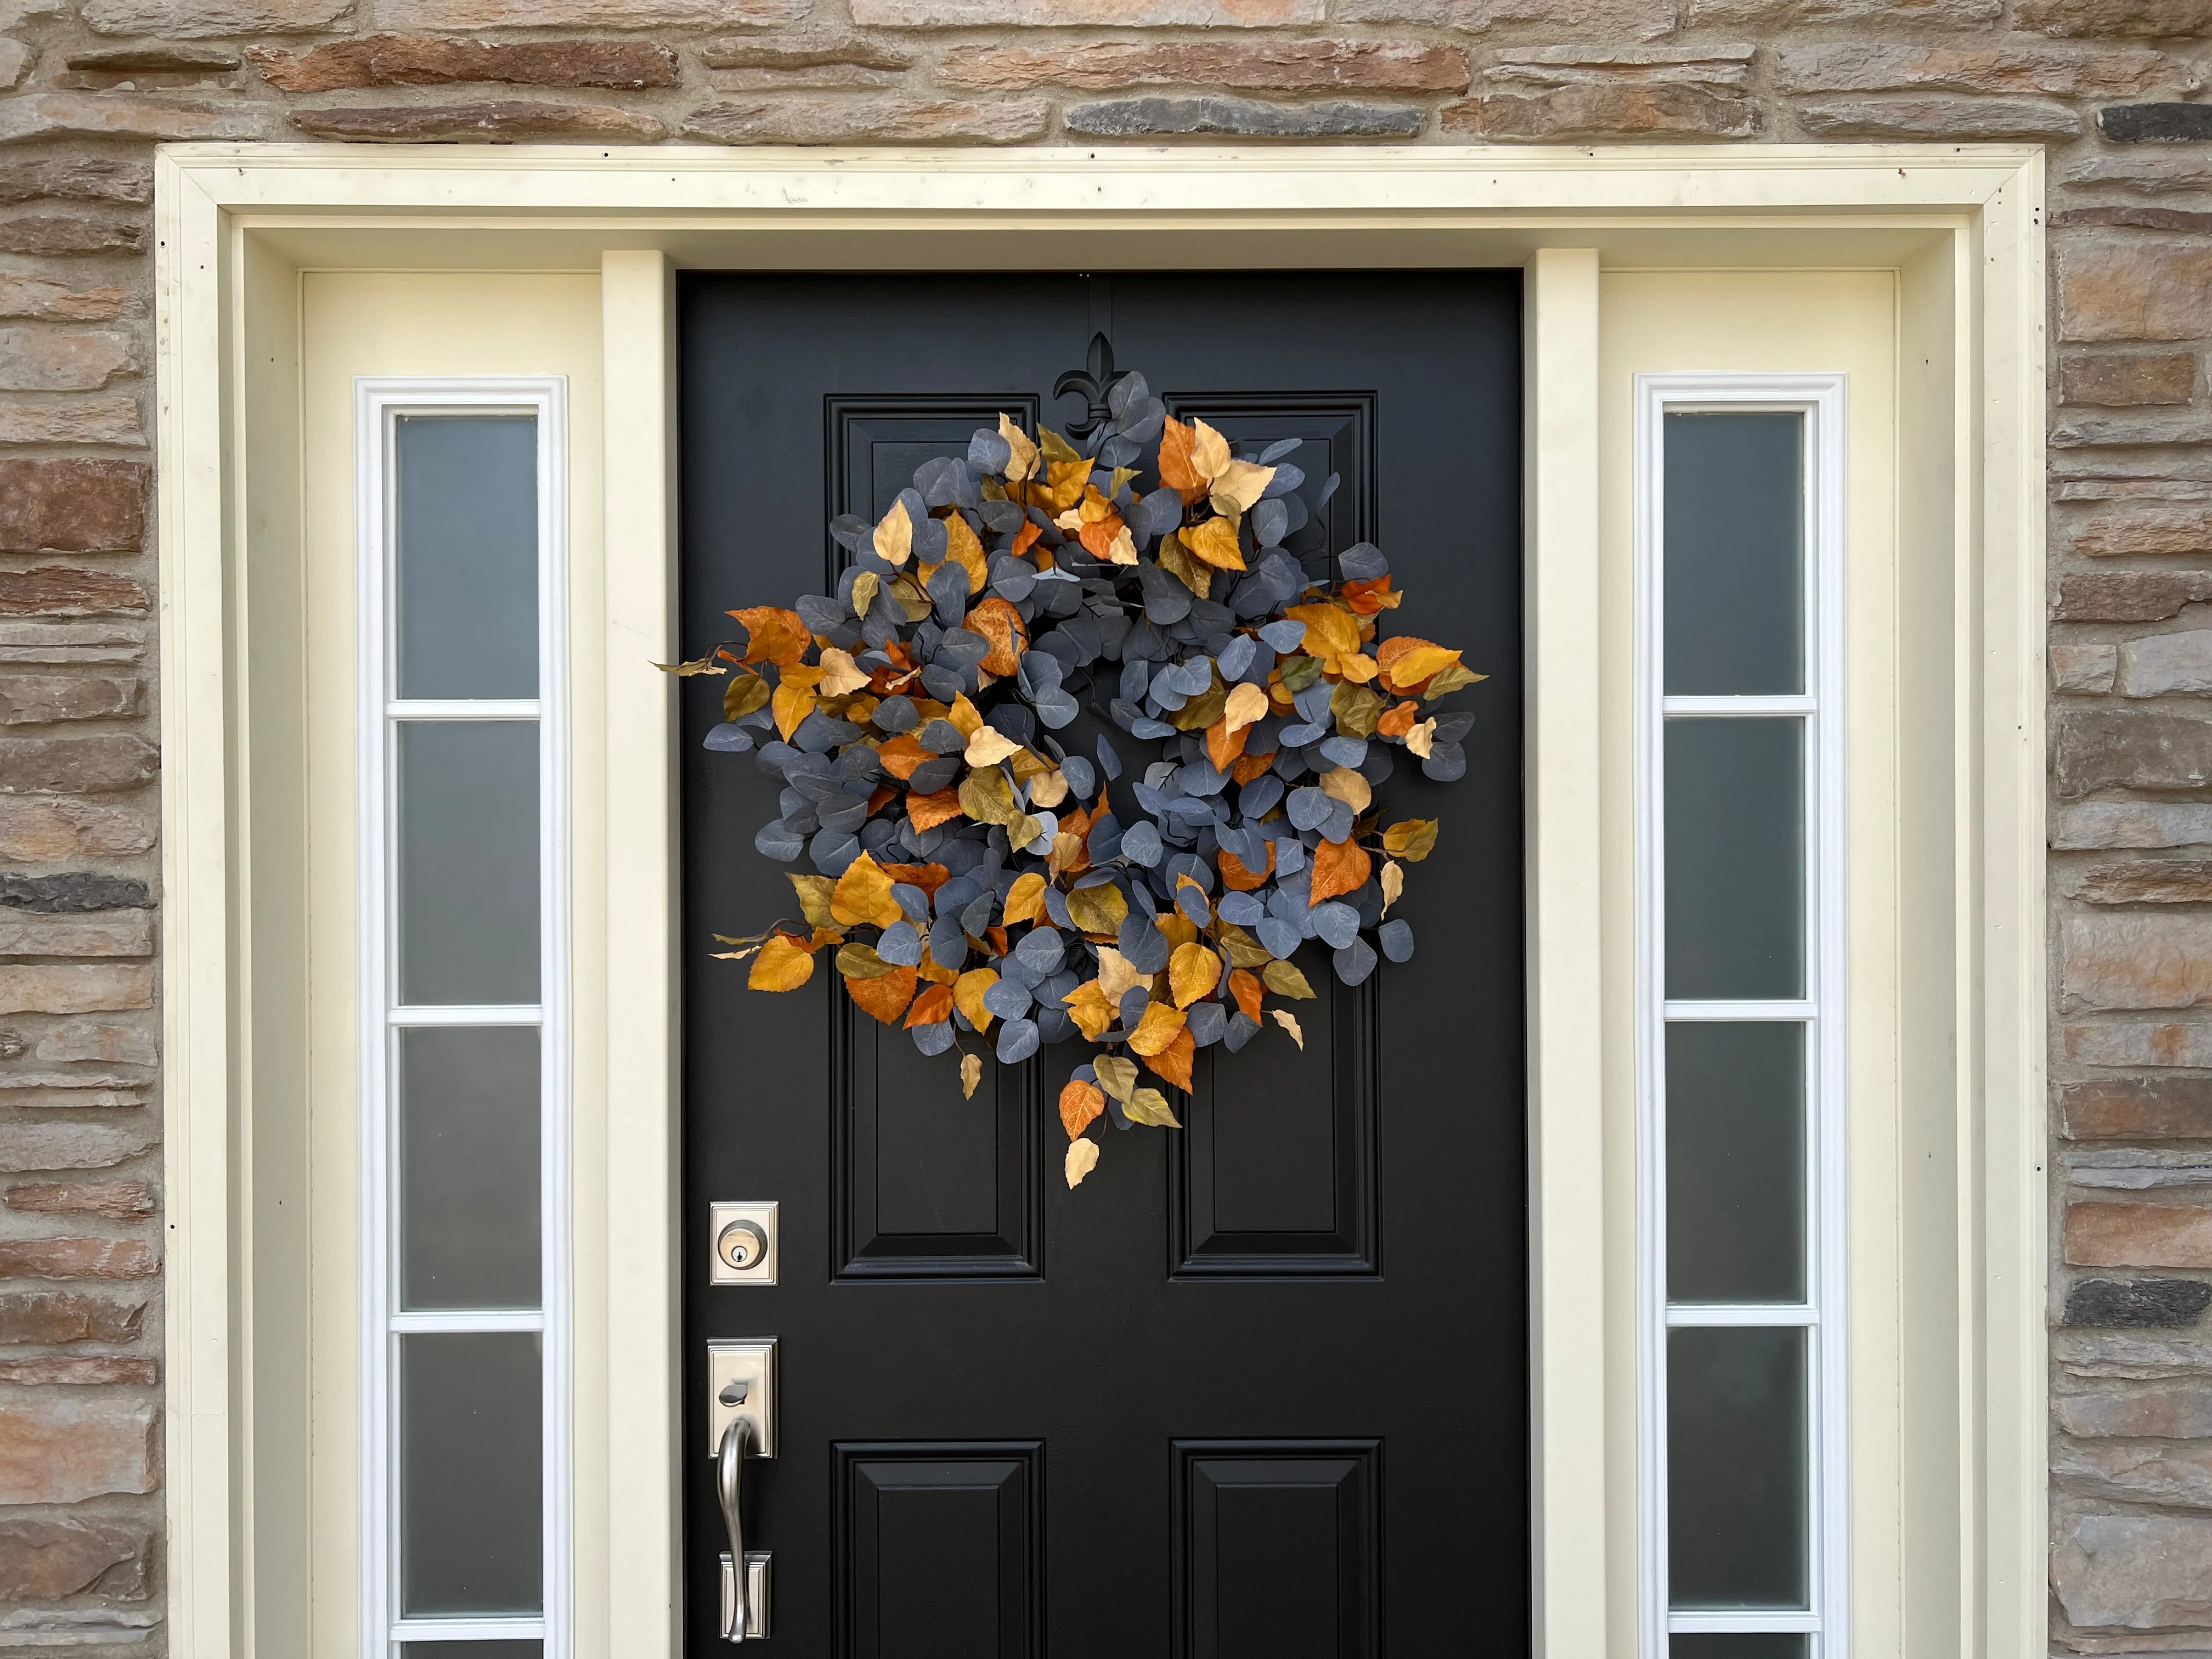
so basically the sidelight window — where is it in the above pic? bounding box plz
[358,381,570,1659]
[1635,380,1848,1659]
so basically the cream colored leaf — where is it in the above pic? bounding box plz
[815,646,871,697]
[1106,524,1138,565]
[1223,681,1269,735]
[1319,765,1373,815]
[1093,1054,1139,1105]
[999,413,1039,483]
[1381,859,1405,917]
[1210,458,1277,515]
[874,498,913,567]
[1405,716,1438,758]
[1053,506,1085,533]
[1271,1009,1305,1051]
[964,725,1024,768]
[1029,769,1070,809]
[1065,1137,1100,1188]
[961,1052,983,1099]
[1096,945,1149,1002]
[1189,417,1232,482]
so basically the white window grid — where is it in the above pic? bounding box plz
[1633,373,1850,1658]
[357,376,572,1658]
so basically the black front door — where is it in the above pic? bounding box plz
[678,271,1526,1656]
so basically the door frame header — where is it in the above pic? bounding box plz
[154,142,2045,1659]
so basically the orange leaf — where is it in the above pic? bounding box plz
[729,606,811,667]
[1376,700,1419,739]
[1218,841,1276,891]
[1141,1025,1195,1092]
[867,785,895,816]
[1059,1079,1105,1140]
[906,789,964,831]
[1079,511,1128,562]
[747,934,816,992]
[844,963,917,1025]
[904,984,953,1027]
[1229,751,1276,786]
[964,596,1029,678]
[879,860,952,895]
[1309,837,1373,907]
[1158,415,1207,502]
[1228,968,1264,1024]
[1342,575,1402,614]
[1204,716,1248,774]
[1011,520,1044,561]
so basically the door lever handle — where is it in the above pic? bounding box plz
[708,1338,775,1639]
[716,1414,759,1641]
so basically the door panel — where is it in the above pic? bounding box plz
[679,272,1525,1655]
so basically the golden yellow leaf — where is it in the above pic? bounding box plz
[943,509,988,594]
[787,873,837,928]
[831,853,905,929]
[889,571,933,622]
[724,669,772,722]
[730,606,811,667]
[1272,1009,1305,1050]
[959,768,1020,828]
[850,571,880,621]
[816,646,871,696]
[1127,1001,1188,1057]
[747,935,816,992]
[1007,813,1047,853]
[1060,1079,1105,1140]
[1223,681,1269,734]
[1040,456,1091,514]
[1319,765,1373,815]
[1381,819,1439,862]
[947,693,984,738]
[1065,1137,1101,1188]
[1040,426,1081,466]
[1065,979,1116,1040]
[1210,458,1276,515]
[1124,1084,1182,1127]
[873,498,913,567]
[1381,859,1405,916]
[1423,662,1485,699]
[1139,1027,1194,1092]
[772,682,816,741]
[1158,911,1200,952]
[1029,769,1070,809]
[964,725,1024,768]
[1065,881,1129,937]
[1405,718,1438,759]
[953,968,998,1033]
[1094,1054,1139,1104]
[1309,838,1372,907]
[1002,872,1047,926]
[1336,651,1380,684]
[1189,418,1232,481]
[1048,830,1085,878]
[1283,602,1360,666]
[834,941,896,979]
[1170,941,1223,1009]
[1184,515,1246,573]
[961,1051,984,1099]
[998,413,1039,483]
[1262,959,1317,1000]
[1096,945,1149,1002]
[1378,640,1462,693]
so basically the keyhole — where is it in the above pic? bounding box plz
[718,1220,768,1271]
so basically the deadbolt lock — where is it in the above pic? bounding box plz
[709,1201,777,1286]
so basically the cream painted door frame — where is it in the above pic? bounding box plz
[154,143,2045,1659]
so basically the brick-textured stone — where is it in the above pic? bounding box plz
[0,627,143,669]
[0,1357,155,1387]
[0,1293,142,1345]
[1444,84,1756,138]
[251,35,677,90]
[2061,356,2197,408]
[0,158,148,209]
[0,94,269,143]
[4,1181,154,1217]
[0,1400,153,1506]
[2064,1278,2212,1327]
[290,100,665,142]
[381,0,804,25]
[2063,913,2212,1010]
[2061,242,2212,343]
[80,0,348,30]
[1068,95,1424,138]
[0,912,151,957]
[2055,641,2119,693]
[2020,0,2212,31]
[0,215,143,258]
[1775,43,2192,97]
[0,571,146,619]
[855,0,1321,20]
[2064,1075,2212,1138]
[0,1239,156,1280]
[0,736,155,795]
[0,1518,147,1601]
[0,462,143,557]
[687,95,1051,143]
[2055,1513,2212,1630]
[0,874,149,912]
[0,800,151,862]
[2075,507,2212,557]
[2123,630,2212,696]
[939,40,1467,92]
[0,399,144,447]
[0,330,132,395]
[2055,707,2212,797]
[0,967,151,1017]
[2069,1201,2212,1267]
[0,278,125,325]
[2073,859,2212,902]
[1796,95,2080,137]
[2104,102,2212,142]
[2056,1438,2212,1508]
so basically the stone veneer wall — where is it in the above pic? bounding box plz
[0,0,2207,1647]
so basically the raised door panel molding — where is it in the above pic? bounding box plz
[835,1442,1042,1659]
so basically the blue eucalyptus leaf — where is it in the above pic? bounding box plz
[1036,1007,1076,1043]
[960,890,997,937]
[1321,798,1357,846]
[1175,884,1211,927]
[1117,913,1171,974]
[1359,746,1394,787]
[1062,755,1096,799]
[1378,918,1414,963]
[1252,498,1289,548]
[1286,787,1334,833]
[809,829,861,874]
[1042,883,1075,931]
[1217,891,1265,928]
[1278,721,1326,748]
[917,719,967,754]
[1260,462,1305,500]
[1333,935,1379,986]
[908,755,962,795]
[1319,735,1368,771]
[1132,717,1177,740]
[1139,561,1194,626]
[877,921,924,967]
[1034,687,1081,729]
[891,883,931,924]
[1255,916,1300,960]
[983,977,1034,1020]
[1224,1011,1262,1052]
[1015,927,1065,976]
[1420,741,1468,784]
[704,724,754,753]
[872,695,919,733]
[1293,682,1334,724]
[914,455,968,508]
[1238,774,1285,820]
[1118,985,1152,1029]
[1339,543,1388,582]
[1312,901,1361,950]
[929,913,969,968]
[996,1017,1041,1065]
[968,428,1013,475]
[911,1019,957,1056]
[1217,634,1258,681]
[1096,735,1124,781]
[1187,1001,1228,1047]
[1258,618,1307,653]
[828,513,873,554]
[754,820,805,862]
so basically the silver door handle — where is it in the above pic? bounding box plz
[716,1414,770,1640]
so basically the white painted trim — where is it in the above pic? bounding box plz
[1633,374,1850,1657]
[354,376,572,1657]
[152,143,2047,1659]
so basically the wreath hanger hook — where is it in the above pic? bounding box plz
[1053,331,1129,440]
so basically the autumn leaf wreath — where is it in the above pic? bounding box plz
[668,370,1483,1190]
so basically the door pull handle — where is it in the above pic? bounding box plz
[716,1413,771,1640]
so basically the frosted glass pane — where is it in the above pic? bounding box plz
[397,721,539,1006]
[1666,1023,1805,1304]
[1664,719,1804,1001]
[399,1026,540,1311]
[395,415,538,701]
[1663,412,1805,696]
[1672,1638,1808,1659]
[400,1331,543,1617]
[1668,1327,1809,1609]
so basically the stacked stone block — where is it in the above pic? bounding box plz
[1,0,2208,1646]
